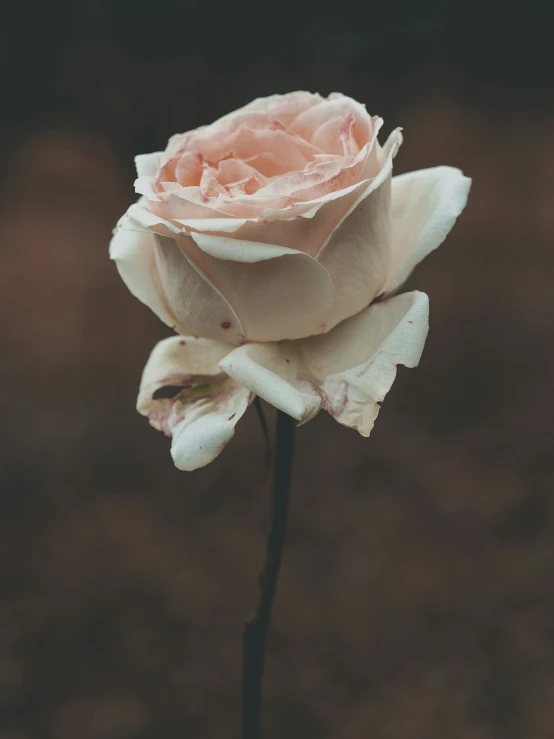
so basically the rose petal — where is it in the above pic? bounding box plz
[135,152,163,178]
[386,166,471,293]
[128,199,247,236]
[190,233,303,262]
[200,165,228,198]
[175,151,203,186]
[256,177,376,223]
[252,143,367,202]
[221,121,387,257]
[112,206,245,341]
[312,115,357,156]
[192,125,323,172]
[138,336,252,470]
[300,290,429,434]
[228,178,371,257]
[219,291,429,435]
[242,151,292,178]
[382,127,403,159]
[133,131,384,230]
[154,235,245,343]
[176,233,335,342]
[291,94,373,150]
[317,129,403,330]
[134,181,235,223]
[132,95,394,229]
[232,92,324,127]
[174,217,250,233]
[216,158,269,189]
[219,341,321,422]
[109,215,176,329]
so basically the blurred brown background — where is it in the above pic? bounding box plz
[1,1,554,737]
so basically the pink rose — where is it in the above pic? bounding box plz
[111,92,470,470]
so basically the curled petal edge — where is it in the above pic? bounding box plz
[387,166,471,293]
[219,291,429,436]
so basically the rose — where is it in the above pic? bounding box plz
[109,91,411,343]
[111,91,470,470]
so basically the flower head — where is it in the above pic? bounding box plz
[111,91,470,469]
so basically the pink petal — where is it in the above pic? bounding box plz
[290,94,373,150]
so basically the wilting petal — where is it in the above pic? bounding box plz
[219,341,321,422]
[300,290,429,434]
[386,166,471,293]
[220,291,429,435]
[109,214,176,329]
[137,336,252,471]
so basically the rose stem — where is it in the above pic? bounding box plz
[241,409,296,739]
[254,397,272,483]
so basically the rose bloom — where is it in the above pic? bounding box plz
[110,91,470,470]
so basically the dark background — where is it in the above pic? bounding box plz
[2,1,554,737]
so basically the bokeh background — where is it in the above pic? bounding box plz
[2,1,554,737]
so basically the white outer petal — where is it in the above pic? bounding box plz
[109,215,176,329]
[220,291,429,435]
[387,166,471,293]
[127,201,183,236]
[176,234,335,342]
[174,217,250,233]
[138,336,251,471]
[155,235,245,343]
[113,202,334,343]
[110,211,245,342]
[190,233,303,262]
[303,291,429,434]
[317,129,403,330]
[135,152,163,178]
[138,335,233,394]
[219,342,321,422]
[170,395,251,471]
